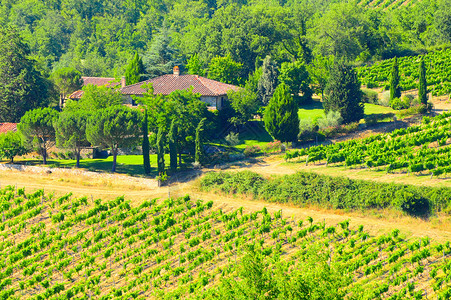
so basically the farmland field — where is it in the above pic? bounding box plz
[0,184,451,299]
[285,111,451,179]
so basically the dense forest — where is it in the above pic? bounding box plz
[1,0,451,80]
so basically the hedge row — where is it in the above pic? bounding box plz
[200,171,451,216]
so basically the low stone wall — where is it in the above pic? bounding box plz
[0,163,158,189]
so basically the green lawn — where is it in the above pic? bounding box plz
[13,154,193,177]
[298,101,396,121]
[233,120,274,150]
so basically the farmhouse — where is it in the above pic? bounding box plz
[68,76,122,101]
[120,66,241,110]
[0,123,17,134]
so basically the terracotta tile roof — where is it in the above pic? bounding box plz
[68,77,120,100]
[121,74,241,97]
[0,123,17,134]
[82,77,119,87]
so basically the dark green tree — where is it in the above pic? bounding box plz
[278,60,313,105]
[0,26,51,122]
[156,127,165,175]
[418,58,428,106]
[308,55,334,100]
[51,67,83,109]
[125,52,144,85]
[65,85,123,111]
[18,108,59,164]
[263,83,299,143]
[142,108,151,175]
[168,119,178,172]
[227,80,260,128]
[390,57,401,101]
[0,131,28,163]
[86,106,142,173]
[54,109,90,168]
[258,56,278,105]
[195,118,206,165]
[324,61,364,124]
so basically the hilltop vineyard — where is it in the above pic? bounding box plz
[358,48,451,96]
[0,186,451,299]
[357,0,420,11]
[286,112,451,178]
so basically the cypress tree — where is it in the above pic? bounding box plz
[156,127,165,175]
[142,108,151,175]
[418,58,428,105]
[125,52,144,85]
[195,118,206,165]
[324,61,364,124]
[263,82,299,142]
[168,119,178,172]
[390,57,401,101]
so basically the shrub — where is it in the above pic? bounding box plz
[225,132,240,146]
[362,89,379,104]
[392,190,430,216]
[243,145,261,157]
[390,97,410,110]
[317,111,343,131]
[379,91,390,107]
[262,141,282,153]
[298,118,316,141]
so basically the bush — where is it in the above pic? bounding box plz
[379,91,390,107]
[225,132,240,146]
[362,89,379,104]
[243,145,262,157]
[390,97,410,110]
[392,190,429,216]
[317,111,343,131]
[298,119,316,141]
[262,141,282,153]
[200,171,439,216]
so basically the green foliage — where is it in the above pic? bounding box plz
[195,118,206,165]
[187,53,204,76]
[143,27,180,79]
[18,107,59,164]
[308,55,334,100]
[0,26,51,122]
[0,131,28,163]
[324,61,364,124]
[156,127,165,175]
[390,57,401,100]
[317,111,343,131]
[418,58,427,106]
[142,108,151,175]
[168,119,178,172]
[51,67,83,108]
[257,56,278,105]
[86,106,142,172]
[200,171,441,216]
[65,85,123,112]
[264,83,299,143]
[125,52,144,85]
[278,60,313,105]
[208,55,242,85]
[54,109,90,168]
[227,82,260,127]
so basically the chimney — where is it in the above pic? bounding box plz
[121,76,126,87]
[173,66,180,76]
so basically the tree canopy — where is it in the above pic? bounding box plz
[0,26,52,122]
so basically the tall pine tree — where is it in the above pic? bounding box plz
[125,52,144,85]
[142,108,151,175]
[390,57,401,101]
[156,127,165,175]
[263,82,299,142]
[195,118,206,165]
[168,119,178,172]
[324,61,364,124]
[418,58,428,106]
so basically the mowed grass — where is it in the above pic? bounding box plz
[298,101,396,121]
[11,154,193,177]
